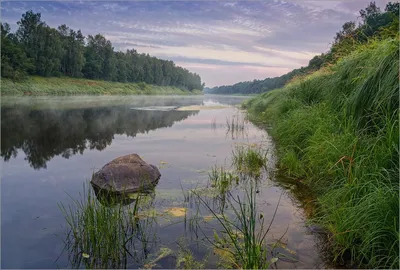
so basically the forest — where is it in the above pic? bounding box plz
[206,2,399,94]
[1,11,204,91]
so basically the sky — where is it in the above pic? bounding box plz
[1,0,391,87]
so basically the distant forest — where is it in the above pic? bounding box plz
[206,2,399,95]
[1,11,204,91]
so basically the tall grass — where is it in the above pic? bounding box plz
[209,165,239,194]
[194,184,280,269]
[191,142,278,269]
[58,183,156,268]
[225,114,246,132]
[244,38,399,269]
[225,113,247,139]
[232,144,268,177]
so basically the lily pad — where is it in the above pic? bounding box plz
[270,257,279,263]
[164,207,187,217]
[203,214,226,222]
[136,209,160,219]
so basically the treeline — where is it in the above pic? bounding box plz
[206,1,399,95]
[1,104,198,169]
[1,11,204,91]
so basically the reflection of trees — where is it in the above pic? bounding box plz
[1,105,198,169]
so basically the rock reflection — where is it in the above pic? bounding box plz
[91,183,157,207]
[1,105,198,169]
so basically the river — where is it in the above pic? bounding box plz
[1,95,327,268]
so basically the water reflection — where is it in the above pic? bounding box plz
[1,105,198,169]
[1,95,328,269]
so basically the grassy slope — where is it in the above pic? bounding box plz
[0,76,203,95]
[244,38,399,269]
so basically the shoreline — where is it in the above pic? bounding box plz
[243,38,399,269]
[0,76,203,96]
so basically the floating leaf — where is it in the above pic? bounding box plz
[270,257,279,263]
[82,253,90,259]
[128,193,139,200]
[164,207,187,217]
[203,215,214,222]
[204,214,225,222]
[160,161,168,165]
[136,209,160,219]
[143,263,155,269]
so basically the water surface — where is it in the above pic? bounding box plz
[1,95,326,268]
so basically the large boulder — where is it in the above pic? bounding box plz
[91,154,161,194]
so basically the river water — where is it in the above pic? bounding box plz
[1,95,327,269]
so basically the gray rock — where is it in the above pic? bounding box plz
[91,154,161,194]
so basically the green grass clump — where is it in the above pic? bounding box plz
[176,241,207,269]
[195,184,279,269]
[232,144,268,177]
[209,165,239,194]
[1,76,203,96]
[244,38,399,269]
[59,183,156,268]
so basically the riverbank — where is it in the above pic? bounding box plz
[243,38,399,269]
[0,76,202,96]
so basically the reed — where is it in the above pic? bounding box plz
[58,183,156,268]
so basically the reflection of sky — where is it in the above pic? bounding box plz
[2,103,323,268]
[1,1,390,87]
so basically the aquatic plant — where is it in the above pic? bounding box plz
[176,240,207,269]
[210,116,217,130]
[231,143,268,177]
[58,183,157,268]
[209,165,239,192]
[225,113,247,139]
[194,184,281,269]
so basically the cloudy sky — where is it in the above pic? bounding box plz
[1,0,390,87]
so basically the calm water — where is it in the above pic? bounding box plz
[1,95,326,269]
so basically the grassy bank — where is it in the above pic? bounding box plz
[0,76,202,96]
[243,38,399,269]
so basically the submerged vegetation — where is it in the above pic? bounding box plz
[244,35,399,269]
